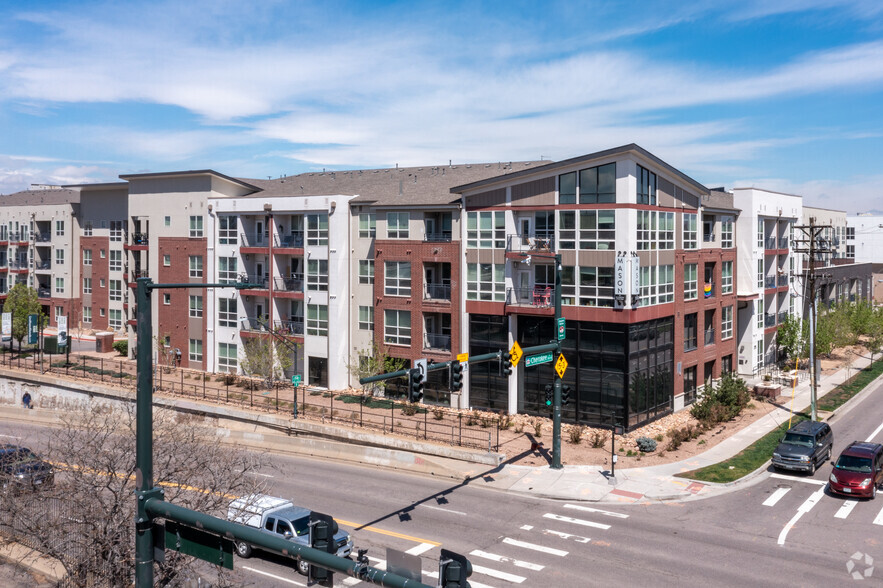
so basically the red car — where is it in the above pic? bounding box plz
[828,442,883,499]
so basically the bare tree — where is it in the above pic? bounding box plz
[346,342,406,397]
[240,337,295,389]
[0,404,269,586]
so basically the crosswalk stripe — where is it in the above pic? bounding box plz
[563,504,629,518]
[874,505,883,526]
[520,524,534,530]
[543,529,591,543]
[763,487,791,506]
[770,472,826,486]
[470,549,544,570]
[341,577,361,586]
[502,537,568,556]
[406,542,436,556]
[835,500,859,519]
[544,513,611,530]
[471,563,527,583]
[425,571,495,588]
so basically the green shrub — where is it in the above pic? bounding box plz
[568,426,584,445]
[590,430,606,448]
[636,437,657,453]
[112,340,128,356]
[690,373,750,427]
[533,420,543,437]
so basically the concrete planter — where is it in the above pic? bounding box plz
[754,383,782,399]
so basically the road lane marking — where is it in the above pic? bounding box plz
[406,542,436,556]
[563,504,629,518]
[338,519,441,546]
[778,486,825,546]
[471,563,526,583]
[470,549,544,570]
[417,503,468,516]
[866,421,883,443]
[770,473,826,486]
[874,505,883,526]
[502,537,568,556]
[835,500,859,519]
[543,513,611,530]
[543,529,591,543]
[763,487,791,507]
[425,570,495,588]
[241,566,306,586]
[520,525,533,530]
[342,578,361,586]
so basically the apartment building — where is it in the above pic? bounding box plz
[846,213,883,264]
[451,145,739,430]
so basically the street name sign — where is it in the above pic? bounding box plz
[525,352,553,367]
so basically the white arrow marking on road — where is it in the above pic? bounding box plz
[563,504,629,518]
[778,486,826,545]
[520,524,534,530]
[874,505,883,526]
[241,566,306,586]
[543,529,591,543]
[471,564,526,583]
[470,549,544,570]
[763,487,791,507]
[406,542,436,556]
[544,513,611,530]
[866,420,883,443]
[770,473,826,486]
[835,499,859,519]
[502,537,568,556]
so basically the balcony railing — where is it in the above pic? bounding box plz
[424,283,451,301]
[0,259,6,268]
[703,232,715,242]
[765,314,776,328]
[765,276,777,289]
[242,274,269,289]
[704,328,716,345]
[424,231,453,243]
[36,260,51,270]
[33,232,51,242]
[38,288,51,299]
[274,319,304,336]
[8,233,20,242]
[241,317,269,332]
[275,231,304,248]
[779,237,789,249]
[239,232,268,247]
[273,275,304,292]
[778,311,788,324]
[424,333,452,351]
[506,234,556,253]
[8,261,27,270]
[131,232,149,246]
[506,286,555,308]
[777,275,789,287]
[130,269,148,280]
[766,237,777,249]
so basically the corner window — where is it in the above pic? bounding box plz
[637,165,656,205]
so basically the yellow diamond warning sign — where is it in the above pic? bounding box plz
[554,353,568,379]
[509,341,523,367]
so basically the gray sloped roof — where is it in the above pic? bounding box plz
[0,188,81,207]
[238,161,547,206]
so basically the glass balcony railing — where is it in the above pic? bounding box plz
[424,231,453,243]
[779,237,789,249]
[424,283,451,301]
[765,314,776,327]
[778,311,788,324]
[778,275,789,287]
[131,232,149,245]
[274,319,304,336]
[240,317,269,332]
[239,232,268,247]
[38,287,51,298]
[273,275,304,292]
[506,234,556,253]
[241,274,269,289]
[506,286,555,307]
[765,276,777,289]
[766,237,777,249]
[704,328,716,345]
[424,333,451,351]
[275,231,304,248]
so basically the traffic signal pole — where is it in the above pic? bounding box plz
[552,253,563,470]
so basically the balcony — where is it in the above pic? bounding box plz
[765,276,777,289]
[765,314,776,328]
[424,231,453,243]
[130,269,148,280]
[33,232,51,243]
[778,311,788,324]
[274,319,304,336]
[36,260,51,270]
[240,232,268,248]
[273,275,304,292]
[766,237,777,250]
[506,286,554,308]
[777,275,789,287]
[131,232,149,246]
[779,237,789,249]
[704,328,716,345]
[241,274,269,289]
[703,232,715,243]
[38,287,51,299]
[424,333,451,351]
[506,234,556,254]
[240,317,270,332]
[424,283,451,302]
[275,231,304,248]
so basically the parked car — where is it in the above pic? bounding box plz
[829,441,883,499]
[771,421,833,475]
[0,445,55,490]
[227,494,353,575]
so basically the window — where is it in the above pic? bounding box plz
[636,165,656,205]
[846,226,855,240]
[721,217,734,248]
[384,261,411,296]
[109,250,122,272]
[100,278,105,288]
[658,265,674,303]
[83,277,92,294]
[683,213,698,249]
[658,212,674,249]
[99,307,105,317]
[466,263,505,301]
[722,306,733,340]
[578,266,615,307]
[307,259,328,291]
[559,162,616,204]
[384,309,411,345]
[558,212,575,250]
[218,343,237,371]
[189,339,203,362]
[359,306,374,330]
[55,220,65,236]
[386,212,409,239]
[189,255,203,278]
[756,300,763,329]
[637,211,672,250]
[757,218,764,249]
[219,298,237,327]
[306,213,329,246]
[722,261,733,294]
[219,215,238,244]
[164,216,171,227]
[578,210,615,250]
[466,211,505,249]
[84,222,92,237]
[639,265,675,306]
[757,259,764,288]
[307,304,328,336]
[100,249,106,259]
[684,264,698,300]
[683,366,697,405]
[846,245,855,258]
[109,280,122,301]
[109,309,122,329]
[189,295,203,318]
[83,306,91,323]
[637,211,655,250]
[110,220,124,242]
[359,213,376,238]
[163,254,171,266]
[163,293,171,305]
[218,257,238,283]
[756,340,764,370]
[55,277,64,293]
[359,260,374,284]
[684,313,697,351]
[83,249,92,266]
[56,249,64,265]
[55,305,64,319]
[189,216,204,238]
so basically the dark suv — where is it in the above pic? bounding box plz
[829,442,883,500]
[0,445,55,490]
[772,421,833,475]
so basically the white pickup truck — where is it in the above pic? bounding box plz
[227,494,354,575]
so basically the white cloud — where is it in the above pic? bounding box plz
[731,175,883,214]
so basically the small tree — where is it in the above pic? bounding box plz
[347,342,407,397]
[777,314,808,361]
[240,336,296,388]
[3,283,45,352]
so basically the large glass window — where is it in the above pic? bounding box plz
[721,217,734,248]
[189,216,204,238]
[109,279,122,301]
[359,260,374,284]
[637,211,673,250]
[359,213,376,238]
[756,299,764,329]
[386,212,409,239]
[306,213,329,246]
[466,211,505,249]
[109,309,122,329]
[684,313,697,351]
[218,298,237,328]
[359,306,374,331]
[637,165,656,205]
[721,261,733,294]
[307,259,329,291]
[219,215,238,244]
[307,304,329,336]
[109,250,122,272]
[189,295,203,318]
[722,306,733,340]
[55,220,65,236]
[218,343,237,371]
[757,218,764,249]
[559,162,616,204]
[189,255,203,278]
[578,267,614,307]
[384,261,411,296]
[83,306,92,323]
[683,213,698,249]
[189,339,203,362]
[56,249,64,265]
[639,265,674,306]
[55,277,64,293]
[219,257,238,283]
[684,264,698,300]
[466,263,505,301]
[83,249,92,266]
[83,277,92,294]
[384,309,411,345]
[757,259,764,288]
[580,210,615,250]
[110,220,124,242]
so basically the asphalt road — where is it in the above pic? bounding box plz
[2,376,882,587]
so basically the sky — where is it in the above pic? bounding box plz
[1,0,882,213]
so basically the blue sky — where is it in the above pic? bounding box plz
[1,0,883,212]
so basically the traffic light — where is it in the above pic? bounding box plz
[409,367,424,403]
[439,549,473,588]
[450,361,463,392]
[309,512,338,587]
[544,384,553,408]
[500,353,512,377]
[561,384,571,406]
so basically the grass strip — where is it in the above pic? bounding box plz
[678,357,883,484]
